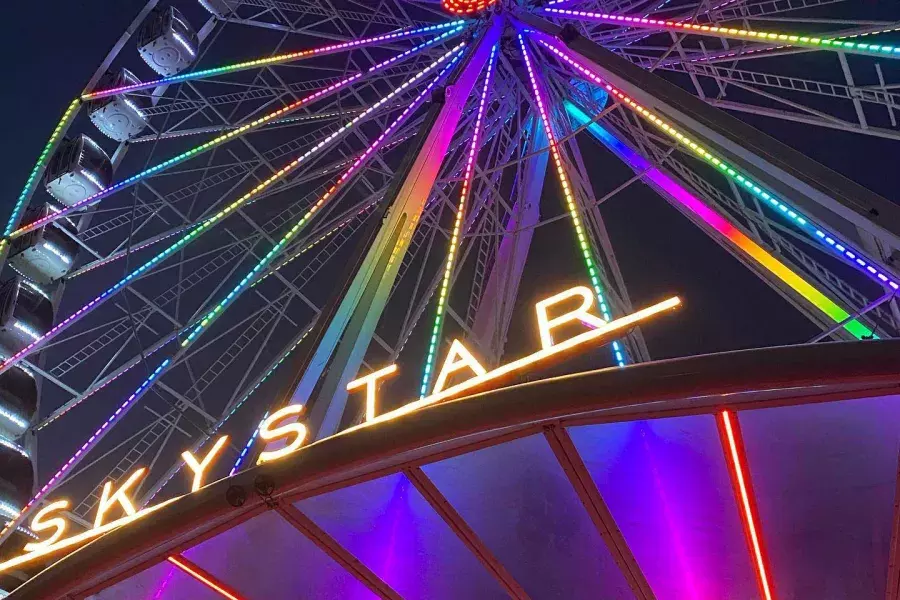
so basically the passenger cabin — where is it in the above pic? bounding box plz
[88,69,150,142]
[138,6,198,76]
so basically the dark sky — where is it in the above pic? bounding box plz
[2,3,899,462]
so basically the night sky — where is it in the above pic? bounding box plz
[2,3,899,467]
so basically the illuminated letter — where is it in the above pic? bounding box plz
[24,500,70,552]
[347,364,398,422]
[94,468,146,529]
[257,405,308,465]
[182,436,229,492]
[433,340,487,395]
[535,286,606,350]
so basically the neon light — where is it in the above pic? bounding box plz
[82,22,465,100]
[432,340,487,395]
[721,411,774,600]
[167,556,244,600]
[420,44,498,398]
[12,28,465,239]
[542,8,900,59]
[0,435,28,458]
[0,406,27,431]
[0,497,177,574]
[538,38,899,299]
[94,468,146,528]
[181,436,229,492]
[517,34,627,367]
[0,35,465,377]
[347,294,680,429]
[347,364,398,422]
[442,0,497,15]
[180,45,465,346]
[257,405,309,464]
[23,500,69,553]
[535,285,609,349]
[3,99,80,238]
[564,102,874,340]
[0,502,18,521]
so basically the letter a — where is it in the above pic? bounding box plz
[182,436,229,492]
[433,340,487,395]
[535,285,606,350]
[25,500,70,552]
[94,468,146,528]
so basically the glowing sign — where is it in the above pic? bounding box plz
[0,284,680,576]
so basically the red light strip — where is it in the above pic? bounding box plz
[167,555,245,600]
[719,410,774,600]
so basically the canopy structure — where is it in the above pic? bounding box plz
[9,339,900,599]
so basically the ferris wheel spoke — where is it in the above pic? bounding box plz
[10,27,465,239]
[0,43,465,379]
[544,8,900,60]
[0,42,469,542]
[537,36,900,299]
[83,21,463,100]
[518,33,627,367]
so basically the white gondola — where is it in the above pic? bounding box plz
[44,135,112,207]
[138,6,198,76]
[88,69,150,142]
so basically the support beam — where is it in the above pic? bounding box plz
[543,424,656,600]
[514,11,900,260]
[886,450,900,600]
[275,503,402,600]
[405,467,531,600]
[288,18,506,439]
[469,117,547,365]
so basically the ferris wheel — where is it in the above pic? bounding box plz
[0,0,897,582]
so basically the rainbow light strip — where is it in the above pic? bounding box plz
[3,99,80,240]
[10,28,464,239]
[0,359,171,540]
[518,34,626,367]
[0,34,461,377]
[4,50,464,538]
[419,45,498,398]
[82,22,465,100]
[542,8,900,59]
[182,45,465,347]
[565,102,873,339]
[720,410,774,600]
[538,37,899,297]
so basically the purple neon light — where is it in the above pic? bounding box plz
[82,22,465,100]
[0,34,465,378]
[10,27,465,239]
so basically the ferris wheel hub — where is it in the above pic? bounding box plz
[441,0,499,15]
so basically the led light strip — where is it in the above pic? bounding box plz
[4,50,464,539]
[11,28,465,239]
[182,46,465,346]
[83,22,464,100]
[0,359,170,540]
[542,8,900,59]
[420,45,498,398]
[518,34,626,367]
[538,37,900,296]
[565,102,873,340]
[166,556,244,600]
[0,35,464,377]
[442,0,498,15]
[230,412,268,477]
[720,411,774,600]
[2,99,80,241]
